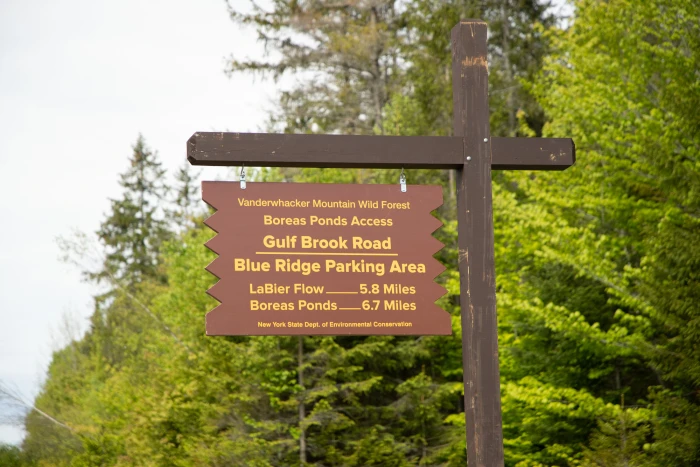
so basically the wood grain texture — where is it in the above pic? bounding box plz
[452,20,505,466]
[187,132,575,171]
[187,132,462,169]
[492,137,575,170]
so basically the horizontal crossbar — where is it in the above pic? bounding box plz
[187,132,575,170]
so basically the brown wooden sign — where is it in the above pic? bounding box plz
[189,20,577,466]
[202,181,451,336]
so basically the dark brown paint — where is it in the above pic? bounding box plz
[452,21,504,466]
[188,132,574,171]
[202,182,451,336]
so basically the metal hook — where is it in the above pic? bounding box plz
[399,168,406,193]
[240,165,246,190]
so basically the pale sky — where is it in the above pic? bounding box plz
[0,0,274,444]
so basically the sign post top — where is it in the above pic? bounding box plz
[187,132,574,171]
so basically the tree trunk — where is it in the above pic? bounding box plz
[500,3,516,136]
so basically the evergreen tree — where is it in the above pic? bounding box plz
[169,162,202,233]
[396,0,557,139]
[0,444,22,467]
[94,134,171,287]
[486,0,556,137]
[227,0,405,136]
[228,0,556,139]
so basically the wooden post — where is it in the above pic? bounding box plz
[452,20,505,466]
[189,20,574,465]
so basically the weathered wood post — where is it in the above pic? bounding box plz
[452,20,504,466]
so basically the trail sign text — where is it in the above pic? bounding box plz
[203,182,450,336]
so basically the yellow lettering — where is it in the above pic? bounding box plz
[389,261,426,273]
[235,259,270,272]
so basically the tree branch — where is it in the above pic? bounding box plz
[0,381,74,432]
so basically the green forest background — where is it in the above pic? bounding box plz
[2,0,699,465]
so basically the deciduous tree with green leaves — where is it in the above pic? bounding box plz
[521,0,700,464]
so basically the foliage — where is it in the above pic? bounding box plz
[169,162,202,233]
[0,444,22,467]
[523,0,700,464]
[93,135,171,288]
[227,0,405,136]
[15,0,700,465]
[397,0,557,138]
